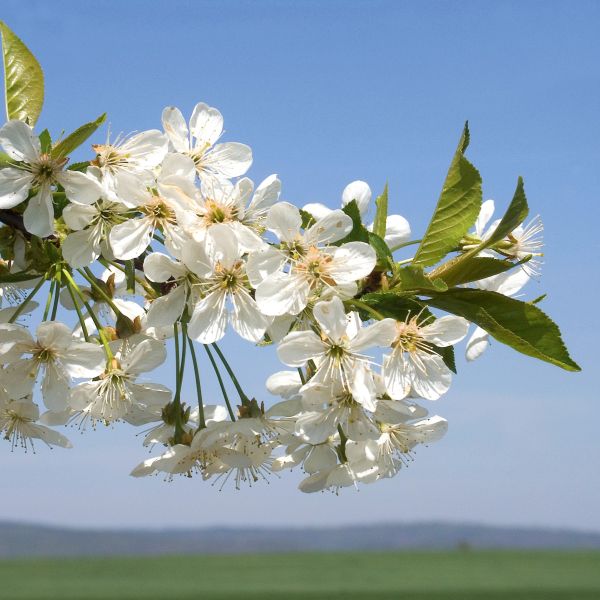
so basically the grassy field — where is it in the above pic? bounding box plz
[0,551,599,599]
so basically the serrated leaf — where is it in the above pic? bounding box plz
[440,256,525,287]
[413,123,482,267]
[373,184,388,238]
[52,113,107,159]
[0,21,44,125]
[67,161,91,172]
[481,177,529,249]
[424,288,580,372]
[396,266,448,292]
[361,292,429,322]
[432,344,457,374]
[335,200,369,244]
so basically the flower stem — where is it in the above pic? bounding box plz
[8,275,46,324]
[42,280,55,321]
[78,267,123,316]
[344,298,385,321]
[62,269,113,359]
[50,270,62,320]
[389,239,422,252]
[185,328,205,430]
[172,323,185,442]
[204,345,236,421]
[211,342,250,405]
[64,276,90,342]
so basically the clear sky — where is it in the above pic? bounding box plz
[1,0,599,531]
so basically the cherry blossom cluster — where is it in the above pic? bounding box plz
[0,97,557,494]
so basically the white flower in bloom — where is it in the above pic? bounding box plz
[90,129,168,204]
[251,202,376,316]
[62,195,131,269]
[68,337,170,426]
[0,321,106,412]
[108,156,195,260]
[0,391,72,451]
[179,174,281,252]
[0,120,103,236]
[304,180,411,248]
[143,252,195,328]
[162,102,252,184]
[382,314,468,401]
[465,267,530,361]
[277,296,396,409]
[183,224,269,344]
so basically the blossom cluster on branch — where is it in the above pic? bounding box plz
[0,22,579,493]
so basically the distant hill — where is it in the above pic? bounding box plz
[1,521,600,558]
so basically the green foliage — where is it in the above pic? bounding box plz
[361,292,428,322]
[372,183,388,238]
[395,266,448,292]
[52,113,107,159]
[0,21,44,125]
[424,288,580,372]
[337,200,369,243]
[413,123,482,267]
[438,256,524,287]
[38,128,51,153]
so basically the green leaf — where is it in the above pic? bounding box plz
[0,150,12,167]
[396,266,448,292]
[433,344,457,374]
[0,21,44,125]
[361,292,429,322]
[413,122,482,267]
[439,256,525,287]
[39,128,51,153]
[67,161,91,172]
[52,113,107,159]
[299,208,316,230]
[368,231,393,270]
[481,177,529,249]
[336,200,369,244]
[372,183,388,239]
[424,288,580,372]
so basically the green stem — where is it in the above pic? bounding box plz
[8,275,46,324]
[186,329,205,430]
[78,267,122,316]
[297,368,306,385]
[204,345,236,421]
[42,280,55,321]
[50,270,61,320]
[64,276,90,342]
[211,342,250,404]
[101,259,154,296]
[62,269,112,359]
[172,324,185,442]
[344,298,385,321]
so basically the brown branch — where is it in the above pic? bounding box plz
[0,209,31,239]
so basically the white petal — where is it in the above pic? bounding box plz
[351,318,397,351]
[265,370,302,397]
[266,202,302,243]
[187,292,228,344]
[62,203,96,230]
[410,353,452,400]
[247,174,281,216]
[302,202,332,220]
[476,199,495,237]
[382,353,412,400]
[0,167,33,209]
[341,180,371,216]
[23,189,54,237]
[421,316,469,347]
[109,217,154,259]
[202,142,252,178]
[305,209,353,245]
[37,321,73,351]
[255,272,310,316]
[61,342,106,378]
[181,239,212,278]
[230,291,269,342]
[465,326,490,361]
[189,102,223,146]
[312,296,348,342]
[41,362,71,412]
[329,242,376,283]
[246,246,286,287]
[161,106,190,153]
[120,130,168,169]
[62,228,100,268]
[146,285,187,328]
[205,223,240,269]
[57,170,103,205]
[0,120,40,163]
[122,338,167,374]
[384,214,411,247]
[277,330,325,367]
[144,252,187,283]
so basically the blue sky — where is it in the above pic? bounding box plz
[1,0,599,530]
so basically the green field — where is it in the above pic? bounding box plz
[1,551,599,599]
